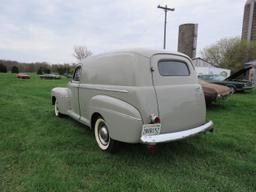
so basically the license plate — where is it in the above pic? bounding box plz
[142,124,161,136]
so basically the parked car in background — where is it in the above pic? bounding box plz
[40,74,61,80]
[63,73,73,78]
[16,73,30,79]
[51,49,213,152]
[198,67,255,92]
[199,80,233,104]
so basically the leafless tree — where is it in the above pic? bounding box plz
[73,46,92,61]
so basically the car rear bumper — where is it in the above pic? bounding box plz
[140,121,214,144]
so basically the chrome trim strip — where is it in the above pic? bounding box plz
[80,117,90,127]
[69,83,80,88]
[140,121,214,144]
[79,84,129,93]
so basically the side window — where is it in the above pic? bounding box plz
[73,66,81,81]
[158,60,190,76]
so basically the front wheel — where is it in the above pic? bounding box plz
[54,100,64,117]
[94,117,118,153]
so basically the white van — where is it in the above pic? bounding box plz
[51,49,213,152]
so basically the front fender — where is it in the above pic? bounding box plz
[51,87,71,115]
[88,95,143,143]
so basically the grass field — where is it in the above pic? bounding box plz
[0,73,256,192]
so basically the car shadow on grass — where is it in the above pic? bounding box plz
[57,114,217,164]
[235,90,253,94]
[107,137,219,173]
[120,135,211,155]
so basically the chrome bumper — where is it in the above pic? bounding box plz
[140,121,214,144]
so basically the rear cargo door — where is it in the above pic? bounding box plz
[151,54,206,133]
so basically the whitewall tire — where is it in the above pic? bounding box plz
[94,117,118,152]
[54,100,63,117]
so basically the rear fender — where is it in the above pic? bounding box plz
[88,95,143,143]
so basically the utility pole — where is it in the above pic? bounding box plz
[157,5,175,49]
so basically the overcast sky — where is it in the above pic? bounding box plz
[0,0,245,63]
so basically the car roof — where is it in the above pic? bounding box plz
[82,48,191,61]
[117,48,190,58]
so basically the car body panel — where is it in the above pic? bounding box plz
[199,80,233,103]
[199,74,254,92]
[225,66,252,80]
[40,74,61,79]
[88,95,143,143]
[151,54,206,133]
[16,73,30,79]
[68,81,80,120]
[78,53,158,125]
[51,87,71,115]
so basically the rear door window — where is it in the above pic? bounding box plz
[158,60,190,76]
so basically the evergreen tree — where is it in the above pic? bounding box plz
[37,67,43,75]
[0,63,7,73]
[11,66,19,73]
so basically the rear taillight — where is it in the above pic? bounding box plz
[150,114,161,124]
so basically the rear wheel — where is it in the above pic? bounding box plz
[94,117,118,152]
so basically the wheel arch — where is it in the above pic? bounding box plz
[91,112,102,130]
[88,95,143,143]
[52,96,56,105]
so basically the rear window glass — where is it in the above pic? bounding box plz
[158,60,190,76]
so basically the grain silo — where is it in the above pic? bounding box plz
[242,0,256,41]
[178,23,198,59]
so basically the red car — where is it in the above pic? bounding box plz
[16,73,30,79]
[199,80,233,104]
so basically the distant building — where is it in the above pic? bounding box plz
[244,60,256,82]
[192,57,216,68]
[178,23,198,59]
[192,58,231,77]
[242,0,256,41]
[245,59,256,66]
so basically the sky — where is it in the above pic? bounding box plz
[0,0,245,63]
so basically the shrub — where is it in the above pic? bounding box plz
[0,63,7,73]
[11,66,19,73]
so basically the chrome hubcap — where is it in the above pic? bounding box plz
[98,123,109,146]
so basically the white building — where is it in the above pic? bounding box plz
[192,58,231,78]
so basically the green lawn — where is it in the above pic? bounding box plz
[0,73,256,192]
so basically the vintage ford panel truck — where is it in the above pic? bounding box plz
[51,49,213,152]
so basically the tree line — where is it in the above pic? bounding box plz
[0,60,77,74]
[2,41,254,75]
[0,46,92,74]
